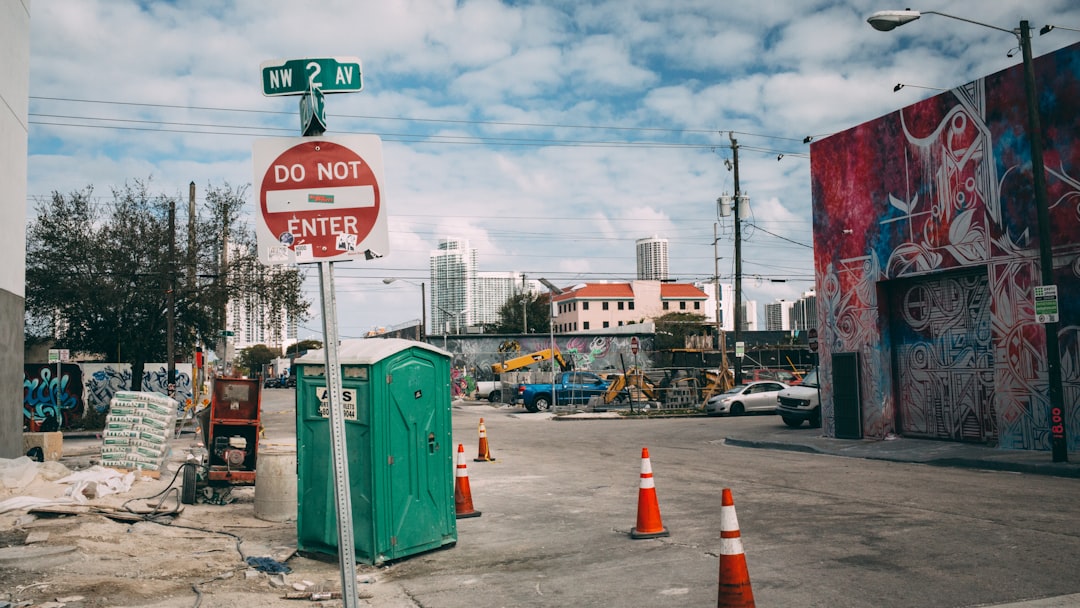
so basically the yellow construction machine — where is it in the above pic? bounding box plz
[603,367,658,404]
[490,348,572,375]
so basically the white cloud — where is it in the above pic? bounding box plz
[25,0,1080,336]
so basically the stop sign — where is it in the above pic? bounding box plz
[254,135,388,265]
[630,336,639,355]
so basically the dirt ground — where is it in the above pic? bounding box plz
[0,447,412,608]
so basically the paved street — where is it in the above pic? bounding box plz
[263,389,1080,607]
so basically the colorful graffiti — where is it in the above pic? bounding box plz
[810,41,1080,450]
[23,364,84,431]
[23,362,194,429]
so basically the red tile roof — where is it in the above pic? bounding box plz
[554,283,634,301]
[660,283,707,299]
[552,282,707,301]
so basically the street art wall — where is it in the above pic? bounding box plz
[23,363,194,430]
[439,333,654,396]
[810,41,1080,451]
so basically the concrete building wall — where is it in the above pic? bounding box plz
[810,41,1080,451]
[1,1,30,457]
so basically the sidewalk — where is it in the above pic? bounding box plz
[722,425,1080,479]
[546,407,1080,479]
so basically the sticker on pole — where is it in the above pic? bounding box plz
[253,134,389,265]
[1034,285,1059,323]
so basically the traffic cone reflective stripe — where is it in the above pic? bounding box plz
[474,418,495,462]
[454,444,481,519]
[717,488,754,608]
[630,447,669,539]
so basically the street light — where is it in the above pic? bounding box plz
[382,278,426,342]
[868,9,1067,463]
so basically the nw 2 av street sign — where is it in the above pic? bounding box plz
[253,135,388,265]
[260,57,363,96]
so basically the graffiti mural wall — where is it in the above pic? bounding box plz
[810,41,1080,451]
[23,363,84,431]
[439,333,654,385]
[23,362,194,430]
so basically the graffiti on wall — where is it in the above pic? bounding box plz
[811,41,1080,450]
[23,364,84,431]
[83,363,131,413]
[24,362,194,429]
[442,334,654,386]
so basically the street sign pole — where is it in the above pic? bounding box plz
[317,260,360,608]
[256,55,376,608]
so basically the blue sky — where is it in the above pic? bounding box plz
[26,0,1080,340]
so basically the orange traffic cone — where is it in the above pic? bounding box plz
[717,488,755,607]
[474,418,495,462]
[454,444,481,519]
[630,447,669,539]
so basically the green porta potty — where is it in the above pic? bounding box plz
[293,338,456,564]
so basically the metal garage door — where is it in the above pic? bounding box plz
[888,269,996,442]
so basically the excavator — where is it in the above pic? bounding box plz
[603,367,658,404]
[490,347,572,374]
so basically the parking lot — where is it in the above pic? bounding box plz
[7,391,1078,608]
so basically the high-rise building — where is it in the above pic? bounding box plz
[791,290,817,330]
[428,237,525,334]
[765,300,795,331]
[429,238,477,333]
[225,247,299,352]
[473,272,523,328]
[635,236,669,281]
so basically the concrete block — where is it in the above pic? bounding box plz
[23,432,63,461]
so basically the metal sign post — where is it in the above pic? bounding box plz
[317,260,359,608]
[255,55,385,608]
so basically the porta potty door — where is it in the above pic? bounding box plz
[380,350,456,560]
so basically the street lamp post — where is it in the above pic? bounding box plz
[382,278,427,342]
[868,9,1067,462]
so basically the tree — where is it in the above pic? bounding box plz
[652,312,708,350]
[25,180,310,385]
[482,292,552,334]
[285,339,323,357]
[235,344,282,377]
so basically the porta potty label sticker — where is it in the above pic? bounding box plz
[316,387,357,420]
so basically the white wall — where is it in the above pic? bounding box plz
[1,1,30,458]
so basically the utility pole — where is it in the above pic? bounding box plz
[729,132,744,386]
[522,274,528,333]
[713,223,728,375]
[188,182,198,403]
[167,196,177,394]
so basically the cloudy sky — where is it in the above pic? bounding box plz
[26,0,1080,341]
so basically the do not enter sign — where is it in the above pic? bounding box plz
[254,135,389,265]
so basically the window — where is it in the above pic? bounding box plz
[629,302,634,310]
[583,302,589,311]
[663,302,670,310]
[602,302,609,310]
[603,321,609,328]
[694,302,701,310]
[583,322,590,330]
[618,321,624,326]
[679,301,687,310]
[618,302,624,310]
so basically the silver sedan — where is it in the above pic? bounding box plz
[705,381,789,416]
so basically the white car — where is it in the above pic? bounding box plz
[705,381,789,416]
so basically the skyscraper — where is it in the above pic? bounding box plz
[635,236,669,281]
[428,237,522,333]
[429,238,476,334]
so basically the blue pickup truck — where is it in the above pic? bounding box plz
[516,371,612,413]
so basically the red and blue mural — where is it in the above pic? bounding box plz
[810,41,1080,451]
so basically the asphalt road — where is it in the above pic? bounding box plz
[257,388,1080,608]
